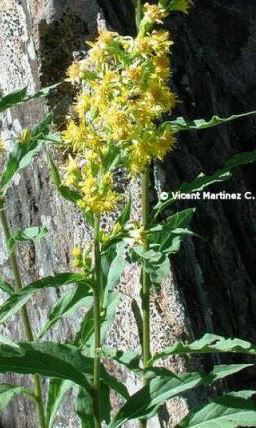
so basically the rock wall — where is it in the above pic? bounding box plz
[0,0,256,427]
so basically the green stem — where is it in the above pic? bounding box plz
[0,202,46,428]
[136,0,142,31]
[93,216,101,428]
[140,169,151,428]
[141,169,151,367]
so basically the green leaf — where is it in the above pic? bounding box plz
[41,132,62,145]
[0,278,14,295]
[47,153,83,206]
[163,111,256,133]
[0,339,24,358]
[0,342,93,391]
[179,390,256,427]
[76,386,94,428]
[82,292,120,356]
[0,341,128,397]
[0,273,88,323]
[165,0,192,14]
[101,292,120,343]
[110,365,253,428]
[100,383,112,424]
[153,208,196,256]
[0,83,61,113]
[149,256,170,284]
[101,364,129,400]
[130,246,169,284]
[164,208,196,230]
[150,209,196,247]
[154,150,256,216]
[0,384,34,411]
[0,88,27,113]
[117,196,132,226]
[102,347,141,372]
[131,299,143,348]
[0,115,53,193]
[39,287,93,338]
[46,379,73,428]
[152,333,256,363]
[103,242,127,308]
[7,226,48,252]
[77,384,112,427]
[74,307,94,348]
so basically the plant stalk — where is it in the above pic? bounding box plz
[0,203,46,428]
[93,216,102,428]
[140,169,151,428]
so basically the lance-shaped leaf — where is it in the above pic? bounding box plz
[0,114,53,193]
[163,111,256,133]
[77,293,120,355]
[0,83,61,113]
[151,333,256,363]
[39,288,93,338]
[131,299,143,348]
[101,364,129,400]
[179,390,256,427]
[154,150,256,217]
[0,335,21,350]
[0,278,14,295]
[76,386,94,428]
[151,208,196,254]
[0,342,93,390]
[74,307,94,348]
[0,341,129,398]
[116,195,132,227]
[103,242,127,308]
[46,378,73,428]
[0,273,89,323]
[0,384,34,412]
[102,346,141,372]
[76,383,112,427]
[109,364,252,428]
[7,226,48,252]
[163,0,192,14]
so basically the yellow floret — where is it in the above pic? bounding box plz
[66,62,81,83]
[143,3,168,24]
[71,247,82,258]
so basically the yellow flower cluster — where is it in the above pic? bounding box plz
[143,3,168,24]
[63,1,177,216]
[64,155,120,215]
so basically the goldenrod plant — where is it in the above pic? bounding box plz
[1,1,256,427]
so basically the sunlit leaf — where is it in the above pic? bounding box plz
[46,379,73,428]
[0,384,34,412]
[152,333,256,363]
[0,83,61,113]
[39,288,93,338]
[109,364,252,428]
[163,111,256,133]
[0,273,89,323]
[7,226,48,252]
[179,390,256,427]
[0,278,14,295]
[154,150,256,217]
[0,114,53,193]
